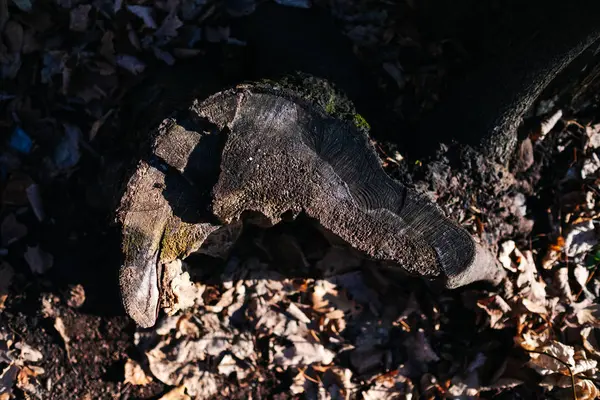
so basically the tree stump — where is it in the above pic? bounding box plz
[118,80,504,328]
[115,2,600,327]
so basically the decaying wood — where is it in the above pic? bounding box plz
[116,2,600,327]
[118,84,504,327]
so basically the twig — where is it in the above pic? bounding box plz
[524,349,577,400]
[575,269,596,302]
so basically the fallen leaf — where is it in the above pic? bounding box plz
[155,12,183,41]
[124,359,153,386]
[542,237,564,269]
[565,221,597,258]
[100,31,115,61]
[572,299,600,326]
[580,327,600,358]
[522,298,547,314]
[498,240,517,272]
[115,54,146,74]
[404,329,439,373]
[54,124,81,170]
[24,246,53,274]
[528,341,597,376]
[158,385,191,400]
[204,26,230,43]
[15,342,42,363]
[69,4,91,32]
[287,303,311,324]
[161,259,204,315]
[272,334,335,368]
[25,183,45,221]
[126,5,157,29]
[477,295,512,329]
[153,46,175,65]
[554,267,574,301]
[274,0,311,9]
[581,153,600,179]
[574,265,594,299]
[66,284,85,309]
[1,214,27,247]
[217,354,237,376]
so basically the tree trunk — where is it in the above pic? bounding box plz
[419,0,600,164]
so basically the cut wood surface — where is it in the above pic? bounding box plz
[118,83,503,327]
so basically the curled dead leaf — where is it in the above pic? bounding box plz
[124,359,153,386]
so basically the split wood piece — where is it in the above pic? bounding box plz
[118,85,504,328]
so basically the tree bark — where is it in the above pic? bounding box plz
[419,0,600,164]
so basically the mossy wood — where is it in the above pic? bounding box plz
[118,81,503,327]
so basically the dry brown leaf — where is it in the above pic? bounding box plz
[17,365,44,387]
[287,303,311,324]
[477,295,512,329]
[522,298,547,314]
[161,259,204,315]
[558,379,600,400]
[528,340,597,376]
[15,342,42,364]
[574,265,594,299]
[516,328,550,351]
[158,385,191,400]
[572,300,600,326]
[572,379,600,400]
[580,327,600,358]
[565,221,597,258]
[124,359,152,386]
[217,354,237,377]
[498,240,517,272]
[542,237,564,270]
[554,267,574,301]
[272,334,335,368]
[66,284,85,309]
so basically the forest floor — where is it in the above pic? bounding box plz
[1,0,600,399]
